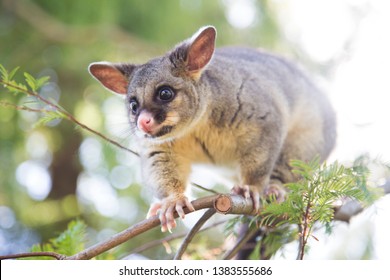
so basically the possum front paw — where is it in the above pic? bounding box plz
[231,185,261,213]
[147,194,195,233]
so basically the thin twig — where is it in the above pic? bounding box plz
[174,208,216,260]
[0,101,52,113]
[128,219,226,256]
[223,226,259,260]
[191,182,219,194]
[0,252,65,260]
[129,233,183,256]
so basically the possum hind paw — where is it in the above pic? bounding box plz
[231,185,261,213]
[264,183,286,203]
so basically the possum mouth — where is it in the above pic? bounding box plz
[145,125,174,139]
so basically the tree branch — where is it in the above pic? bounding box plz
[66,195,219,260]
[69,183,389,260]
[334,180,390,222]
[174,208,216,260]
[223,226,258,260]
[66,194,252,260]
[1,183,389,260]
[128,220,226,256]
[0,251,65,260]
[0,101,52,113]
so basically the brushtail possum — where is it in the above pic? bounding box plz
[89,26,336,232]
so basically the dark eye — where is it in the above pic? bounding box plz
[129,100,139,114]
[157,86,175,102]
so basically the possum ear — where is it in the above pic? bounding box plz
[186,26,216,74]
[88,62,136,95]
[170,26,216,80]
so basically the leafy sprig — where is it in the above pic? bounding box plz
[259,157,379,259]
[30,220,87,259]
[0,64,138,156]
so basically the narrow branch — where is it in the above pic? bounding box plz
[66,195,218,260]
[129,232,184,256]
[223,227,259,260]
[334,180,390,222]
[129,220,226,256]
[0,252,65,260]
[174,208,216,260]
[191,182,219,194]
[298,192,313,260]
[0,101,51,113]
[297,224,304,260]
[213,194,255,214]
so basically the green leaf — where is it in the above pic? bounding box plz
[23,72,50,92]
[0,65,21,87]
[0,64,8,81]
[33,111,65,128]
[24,72,38,91]
[31,219,87,258]
[8,66,20,81]
[36,76,50,90]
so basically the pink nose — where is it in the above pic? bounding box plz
[137,111,155,133]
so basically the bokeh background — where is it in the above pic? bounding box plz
[1,0,389,259]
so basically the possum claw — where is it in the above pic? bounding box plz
[231,185,261,213]
[147,195,195,233]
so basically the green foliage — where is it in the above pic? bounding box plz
[0,63,49,94]
[33,111,66,127]
[0,64,28,94]
[23,72,50,92]
[0,65,20,83]
[262,158,375,226]
[255,157,381,259]
[31,220,87,259]
[250,226,298,260]
[0,64,67,127]
[222,156,384,259]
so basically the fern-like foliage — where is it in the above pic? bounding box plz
[1,64,137,155]
[0,64,49,94]
[258,157,381,259]
[23,72,50,92]
[30,220,87,259]
[0,63,65,127]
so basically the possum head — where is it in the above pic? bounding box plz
[89,26,216,143]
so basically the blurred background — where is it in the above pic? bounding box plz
[0,0,389,259]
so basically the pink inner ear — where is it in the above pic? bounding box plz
[187,27,216,73]
[90,64,128,94]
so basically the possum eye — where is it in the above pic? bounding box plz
[157,86,175,102]
[129,99,139,114]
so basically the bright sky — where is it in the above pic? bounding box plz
[277,0,390,163]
